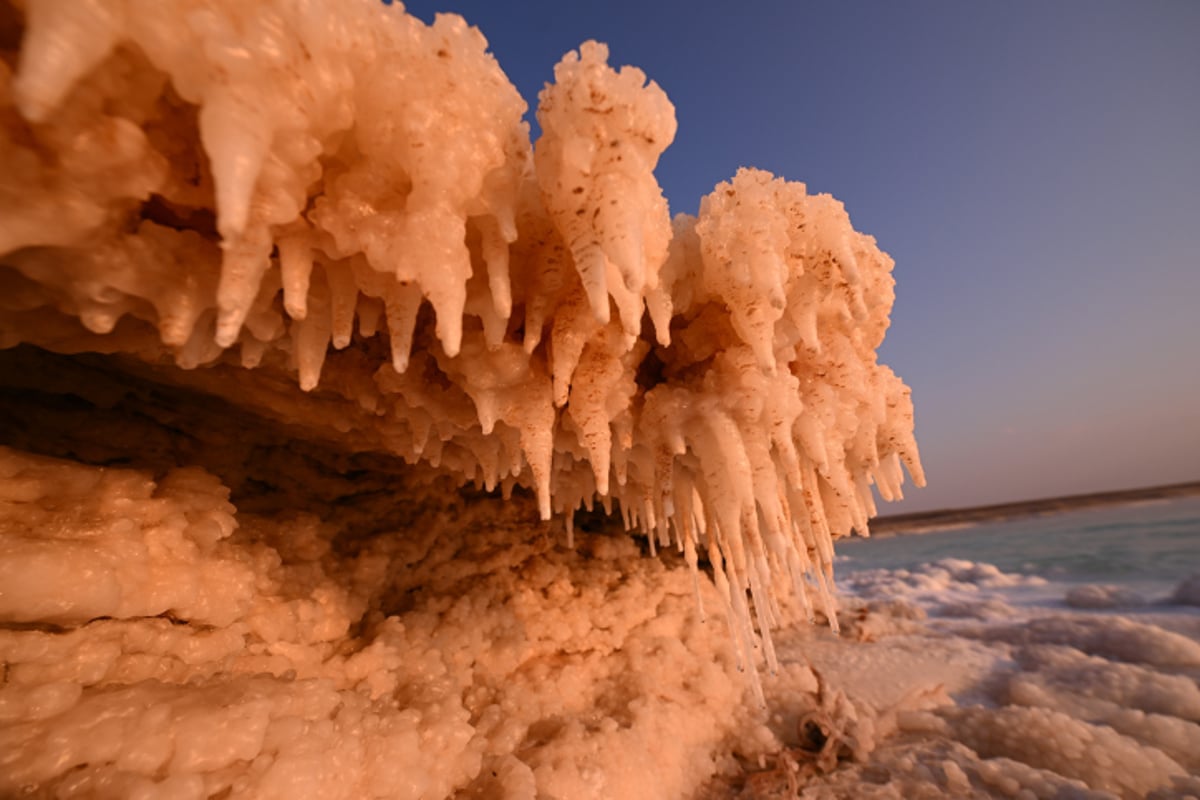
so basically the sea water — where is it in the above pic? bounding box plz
[834,495,1200,606]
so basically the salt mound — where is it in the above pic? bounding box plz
[0,0,923,697]
[904,705,1186,798]
[969,615,1200,669]
[0,447,778,798]
[1014,645,1200,722]
[1065,583,1146,609]
[1006,675,1200,771]
[842,558,1045,606]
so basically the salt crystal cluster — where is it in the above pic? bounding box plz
[0,446,776,799]
[0,0,922,695]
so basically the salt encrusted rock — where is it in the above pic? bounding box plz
[0,0,922,701]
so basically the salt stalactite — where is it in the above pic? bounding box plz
[0,0,924,689]
[534,40,675,337]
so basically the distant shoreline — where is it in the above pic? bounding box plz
[867,480,1200,537]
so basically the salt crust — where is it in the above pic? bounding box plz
[1065,584,1147,610]
[0,0,923,695]
[0,447,777,798]
[2,448,1198,798]
[784,564,1200,800]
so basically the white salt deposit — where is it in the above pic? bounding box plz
[1,446,1198,796]
[0,447,777,798]
[0,1,1197,797]
[0,442,1194,798]
[1066,583,1147,609]
[0,0,924,694]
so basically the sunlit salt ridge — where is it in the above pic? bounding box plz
[0,0,923,698]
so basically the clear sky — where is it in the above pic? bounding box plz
[404,1,1200,513]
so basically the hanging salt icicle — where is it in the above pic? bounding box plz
[383,283,423,374]
[278,233,314,321]
[1,0,925,703]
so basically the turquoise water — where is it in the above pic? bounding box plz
[835,495,1200,590]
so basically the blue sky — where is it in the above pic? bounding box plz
[404,1,1200,512]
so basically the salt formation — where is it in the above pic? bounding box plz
[0,0,923,693]
[8,433,1194,799]
[0,446,780,799]
[0,0,941,795]
[776,558,1200,800]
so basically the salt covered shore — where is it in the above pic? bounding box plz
[1,0,1198,797]
[3,443,1198,798]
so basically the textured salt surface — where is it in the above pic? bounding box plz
[2,447,1198,798]
[1,0,1196,796]
[0,0,924,709]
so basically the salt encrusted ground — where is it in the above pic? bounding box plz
[2,442,1197,799]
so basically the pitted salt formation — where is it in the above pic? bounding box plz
[0,0,922,700]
